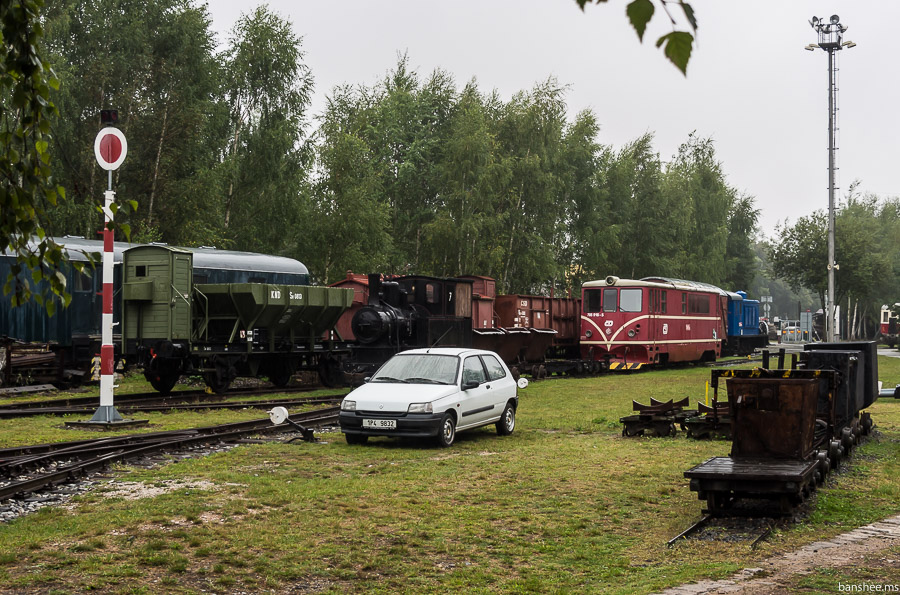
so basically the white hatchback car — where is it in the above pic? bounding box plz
[338,348,520,447]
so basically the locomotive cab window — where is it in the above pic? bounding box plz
[619,288,642,312]
[584,289,603,313]
[602,288,617,312]
[426,283,438,304]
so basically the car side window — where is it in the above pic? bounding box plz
[462,356,487,386]
[481,355,507,381]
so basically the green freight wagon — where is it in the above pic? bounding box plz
[122,245,353,393]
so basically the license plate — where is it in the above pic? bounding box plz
[363,418,396,429]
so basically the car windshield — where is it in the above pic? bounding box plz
[371,354,459,385]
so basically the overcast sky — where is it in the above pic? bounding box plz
[206,1,898,238]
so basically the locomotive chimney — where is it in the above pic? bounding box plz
[367,274,382,306]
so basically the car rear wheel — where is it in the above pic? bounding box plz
[496,402,516,436]
[435,413,456,447]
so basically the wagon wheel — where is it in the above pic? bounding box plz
[653,421,676,437]
[778,495,794,515]
[268,368,293,388]
[706,491,729,514]
[816,451,830,483]
[317,354,345,388]
[203,370,231,394]
[147,371,179,395]
[861,413,874,435]
[622,424,643,438]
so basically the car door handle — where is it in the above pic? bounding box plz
[486,384,491,389]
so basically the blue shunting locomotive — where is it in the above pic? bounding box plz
[723,290,769,356]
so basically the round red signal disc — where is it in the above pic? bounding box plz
[94,127,128,170]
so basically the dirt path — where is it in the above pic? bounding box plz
[658,514,900,594]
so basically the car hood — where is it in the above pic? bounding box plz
[346,382,459,413]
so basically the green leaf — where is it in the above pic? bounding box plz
[656,31,693,75]
[680,2,698,31]
[119,223,131,241]
[128,200,138,211]
[627,0,654,41]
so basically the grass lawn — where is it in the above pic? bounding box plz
[0,358,898,593]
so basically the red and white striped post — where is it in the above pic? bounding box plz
[90,126,127,423]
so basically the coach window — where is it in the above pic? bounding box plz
[602,288,617,312]
[620,288,642,312]
[584,289,603,313]
[426,283,438,304]
[74,270,93,292]
[681,293,687,314]
[661,291,667,314]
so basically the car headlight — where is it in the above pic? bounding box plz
[408,402,433,414]
[341,400,356,411]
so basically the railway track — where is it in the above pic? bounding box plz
[667,514,782,549]
[0,406,340,503]
[0,384,328,409]
[0,388,347,418]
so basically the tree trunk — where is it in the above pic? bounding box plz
[148,101,169,226]
[503,187,524,293]
[224,104,244,230]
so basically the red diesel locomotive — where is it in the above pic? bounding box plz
[580,276,729,370]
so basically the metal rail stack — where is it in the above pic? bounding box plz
[620,397,694,437]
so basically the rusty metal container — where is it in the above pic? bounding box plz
[460,275,496,299]
[548,297,580,349]
[495,295,550,329]
[726,377,820,460]
[523,328,557,362]
[471,297,494,329]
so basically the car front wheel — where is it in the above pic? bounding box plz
[436,413,456,447]
[345,433,368,445]
[496,402,516,436]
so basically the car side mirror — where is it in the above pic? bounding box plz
[364,377,371,383]
[462,380,480,391]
